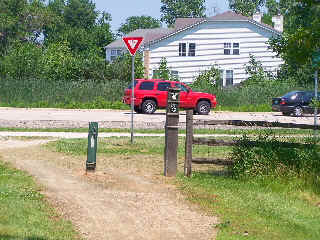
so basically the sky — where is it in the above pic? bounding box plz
[92,0,230,32]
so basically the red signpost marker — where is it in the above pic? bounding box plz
[122,37,143,56]
[122,37,143,144]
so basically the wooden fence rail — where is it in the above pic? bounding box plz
[184,110,317,177]
[194,119,320,130]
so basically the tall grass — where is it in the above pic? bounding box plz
[0,77,129,109]
[0,76,313,110]
[195,80,312,111]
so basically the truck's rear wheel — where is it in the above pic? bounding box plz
[141,100,157,114]
[196,101,210,115]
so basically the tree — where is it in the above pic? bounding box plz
[118,16,161,36]
[153,57,171,80]
[160,0,206,26]
[106,53,144,82]
[1,41,43,79]
[191,65,222,90]
[44,0,113,57]
[228,0,265,16]
[63,0,98,29]
[41,41,81,82]
[269,0,320,68]
[0,0,50,55]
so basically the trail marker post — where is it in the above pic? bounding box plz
[122,37,143,144]
[86,122,98,171]
[164,87,180,177]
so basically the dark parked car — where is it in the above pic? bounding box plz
[272,91,320,117]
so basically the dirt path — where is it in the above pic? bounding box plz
[0,139,218,240]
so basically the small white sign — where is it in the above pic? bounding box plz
[91,136,95,148]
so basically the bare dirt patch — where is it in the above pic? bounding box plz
[0,139,218,240]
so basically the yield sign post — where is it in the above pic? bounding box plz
[122,37,143,144]
[123,37,143,56]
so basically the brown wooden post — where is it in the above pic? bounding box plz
[164,87,180,177]
[184,109,193,177]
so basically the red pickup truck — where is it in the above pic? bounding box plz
[123,79,217,115]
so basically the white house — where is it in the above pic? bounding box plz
[105,11,284,85]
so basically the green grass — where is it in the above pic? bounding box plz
[0,127,316,136]
[0,160,81,240]
[176,172,320,240]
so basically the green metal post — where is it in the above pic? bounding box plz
[86,122,98,171]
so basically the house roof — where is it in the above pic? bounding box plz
[105,28,174,49]
[209,11,250,21]
[105,11,281,49]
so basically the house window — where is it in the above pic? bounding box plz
[224,42,240,55]
[188,43,196,56]
[110,49,122,61]
[226,70,233,86]
[233,43,240,55]
[179,43,186,56]
[171,70,179,80]
[179,43,196,56]
[224,43,231,55]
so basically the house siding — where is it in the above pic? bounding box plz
[148,21,283,84]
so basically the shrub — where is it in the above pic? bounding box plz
[231,131,320,179]
[41,41,82,82]
[190,65,222,91]
[0,41,43,79]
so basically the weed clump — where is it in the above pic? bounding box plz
[231,131,320,182]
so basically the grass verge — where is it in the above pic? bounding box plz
[0,160,81,240]
[0,127,315,136]
[176,172,320,240]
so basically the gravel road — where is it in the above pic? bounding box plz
[0,107,318,129]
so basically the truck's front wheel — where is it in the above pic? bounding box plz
[196,101,210,115]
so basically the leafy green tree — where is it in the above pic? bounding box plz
[269,0,320,69]
[63,0,98,29]
[41,41,81,82]
[0,41,43,79]
[191,65,222,90]
[106,53,144,83]
[118,16,161,36]
[266,0,279,16]
[0,0,50,55]
[244,54,275,86]
[45,0,113,56]
[160,0,206,26]
[153,57,171,80]
[228,0,265,16]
